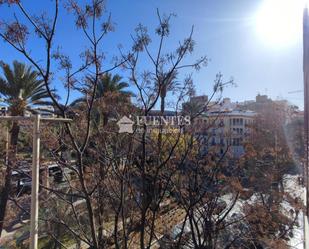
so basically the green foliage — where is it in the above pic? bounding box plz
[71,72,134,106]
[0,60,51,115]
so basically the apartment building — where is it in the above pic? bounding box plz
[204,109,255,157]
[185,96,256,158]
[25,105,55,117]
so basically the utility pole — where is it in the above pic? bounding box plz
[30,114,40,249]
[0,114,71,249]
[303,6,309,249]
[5,125,9,166]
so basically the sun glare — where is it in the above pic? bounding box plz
[255,0,306,47]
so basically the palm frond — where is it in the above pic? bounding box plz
[70,97,86,107]
[0,61,54,113]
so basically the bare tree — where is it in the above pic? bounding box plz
[0,2,239,249]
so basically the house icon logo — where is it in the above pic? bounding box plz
[117,116,134,133]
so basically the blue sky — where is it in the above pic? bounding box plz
[0,0,304,108]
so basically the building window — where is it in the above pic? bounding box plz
[220,138,224,146]
[232,118,244,126]
[232,138,236,146]
[219,119,224,127]
[232,138,242,146]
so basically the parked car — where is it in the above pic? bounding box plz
[17,178,32,194]
[54,171,63,183]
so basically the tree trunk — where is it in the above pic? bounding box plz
[160,94,165,115]
[0,121,19,236]
[76,153,98,248]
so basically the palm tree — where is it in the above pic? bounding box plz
[0,60,51,236]
[95,73,133,100]
[72,73,134,126]
[157,71,178,114]
[0,61,52,115]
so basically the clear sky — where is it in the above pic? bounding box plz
[0,0,304,108]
